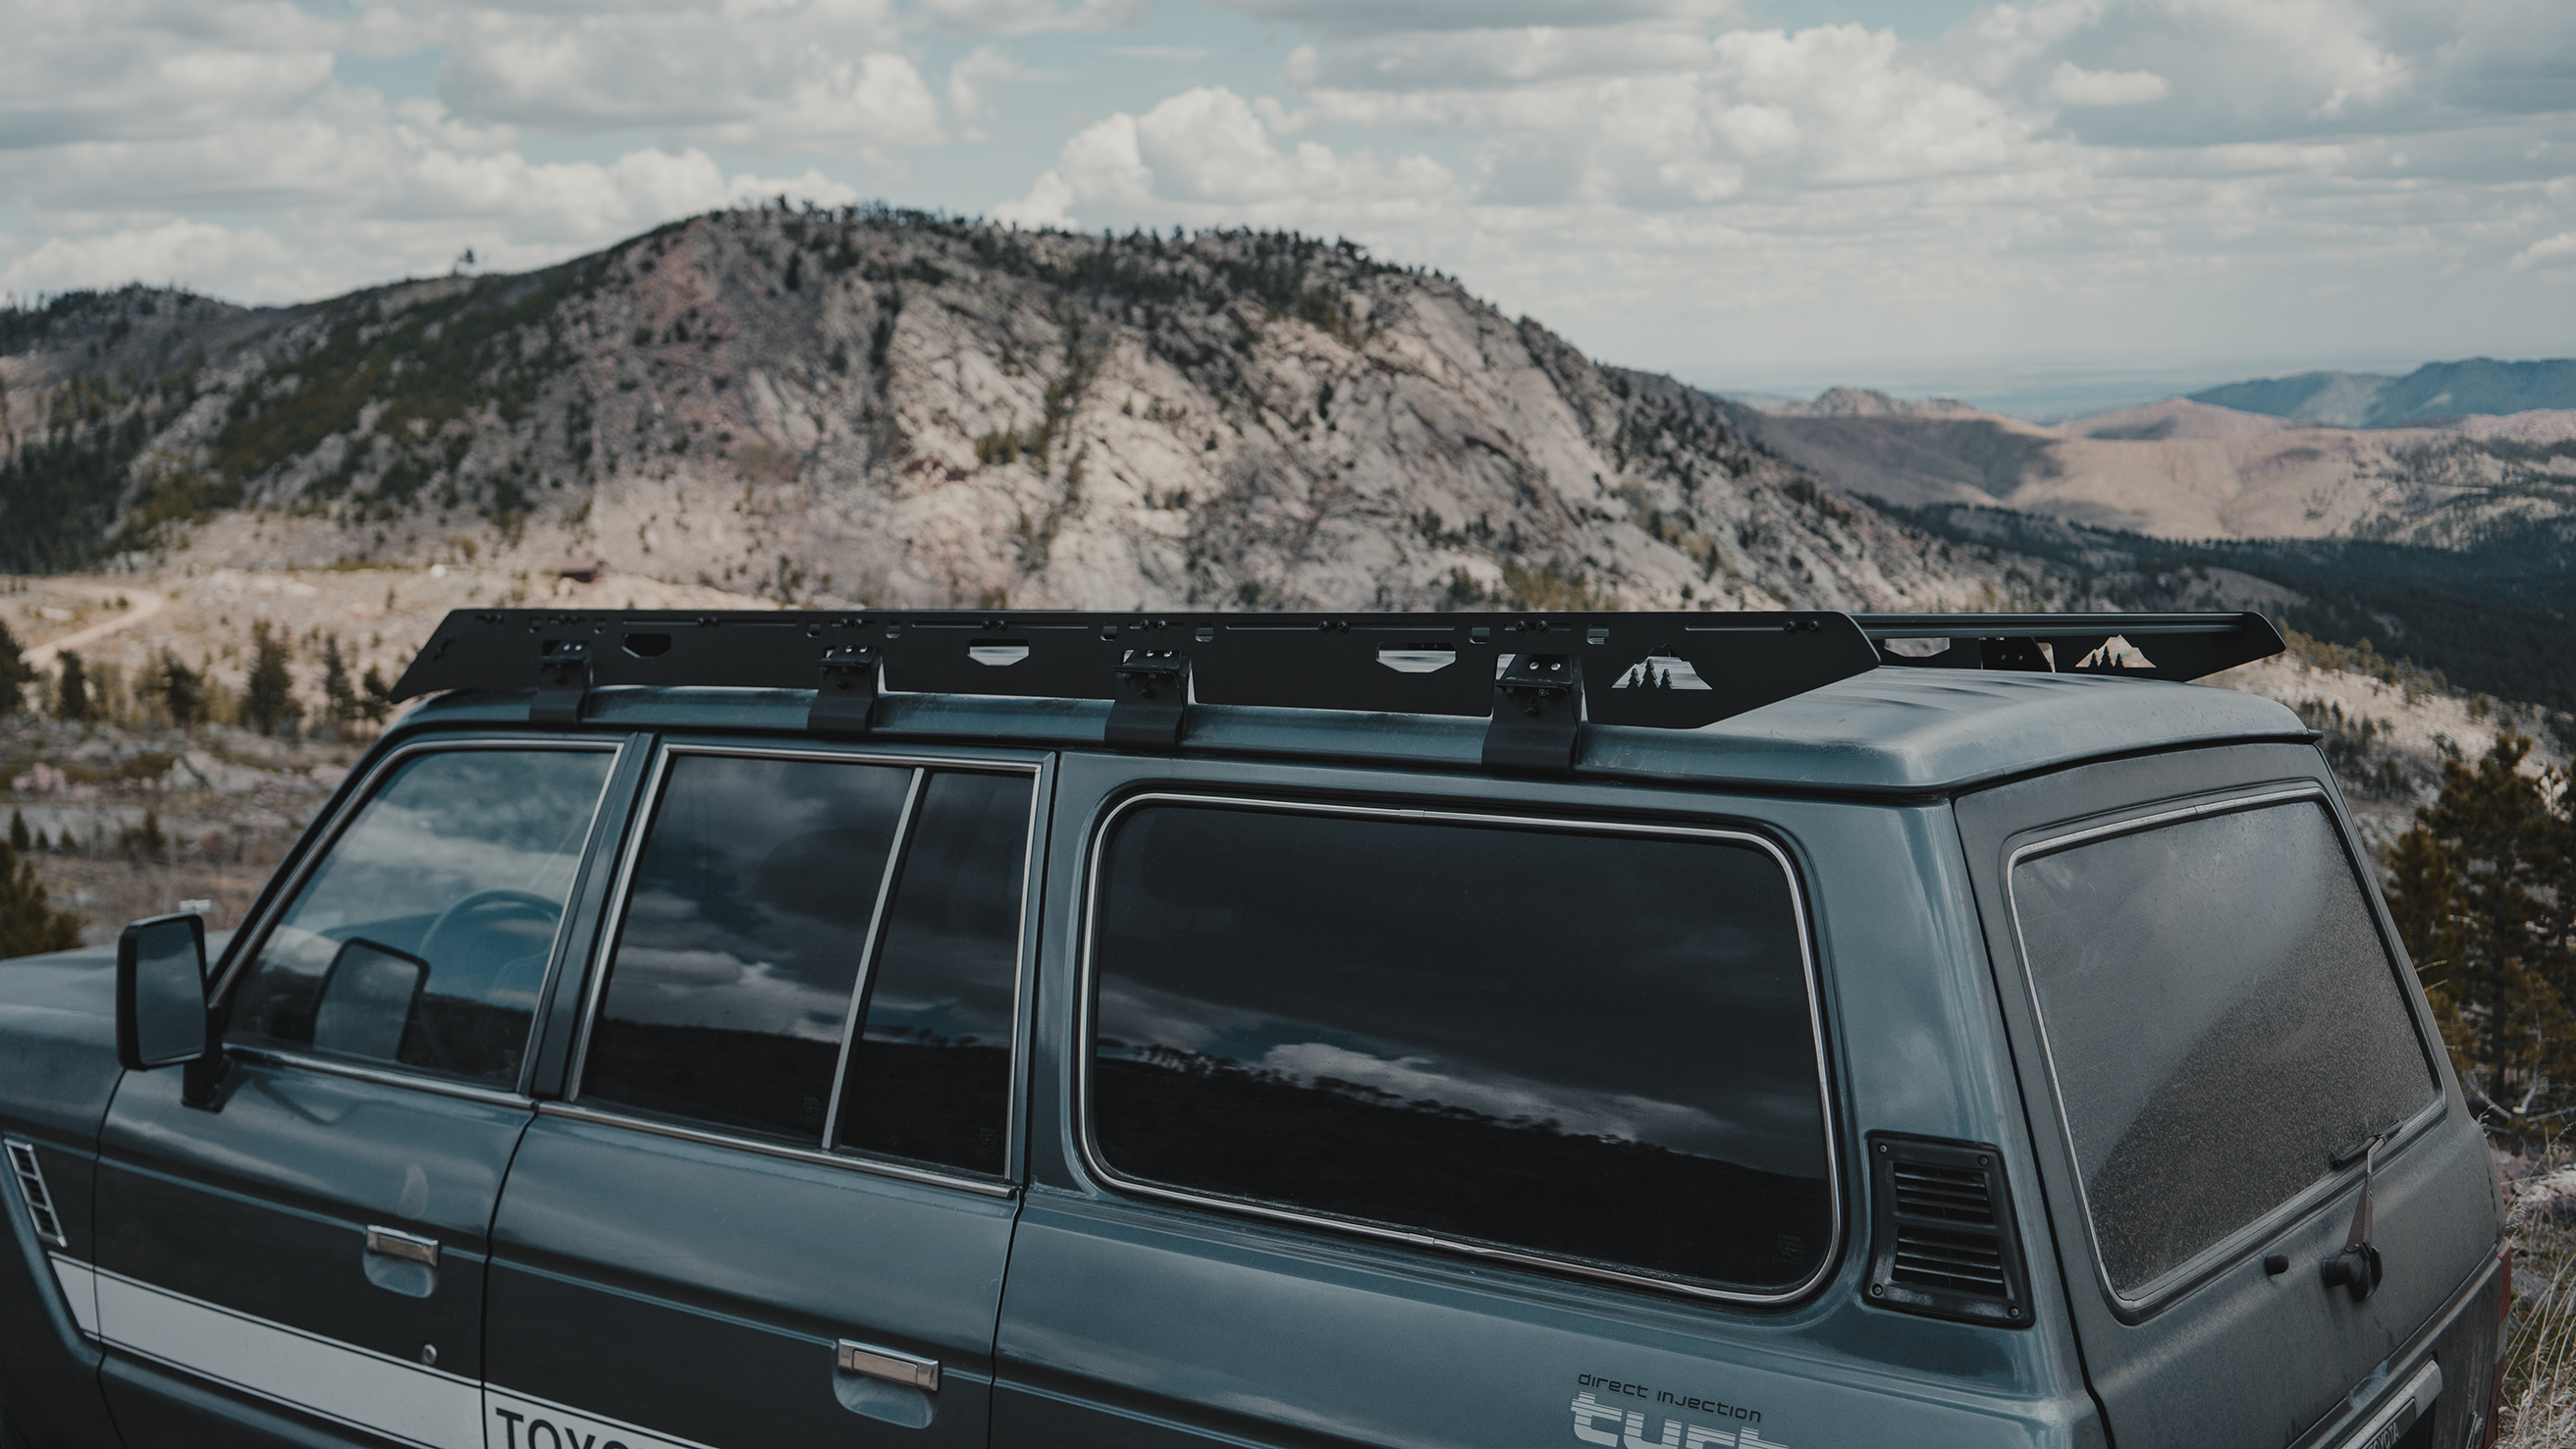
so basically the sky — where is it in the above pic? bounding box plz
[4,0,2575,416]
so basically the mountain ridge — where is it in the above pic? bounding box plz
[1,206,2037,621]
[2186,357,2576,428]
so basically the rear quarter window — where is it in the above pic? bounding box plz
[2010,796,2439,1298]
[1084,797,1837,1300]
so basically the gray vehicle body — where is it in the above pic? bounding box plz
[0,638,2506,1449]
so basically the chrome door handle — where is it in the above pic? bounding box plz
[837,1339,939,1392]
[364,1226,440,1268]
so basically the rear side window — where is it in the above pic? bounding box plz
[835,771,1033,1175]
[580,753,1034,1176]
[1086,799,1835,1298]
[582,755,912,1142]
[2012,798,2438,1297]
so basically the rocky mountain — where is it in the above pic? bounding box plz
[2188,357,2576,429]
[0,206,2015,618]
[1735,388,2576,549]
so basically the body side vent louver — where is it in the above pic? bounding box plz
[6,1140,68,1249]
[1866,1133,2031,1327]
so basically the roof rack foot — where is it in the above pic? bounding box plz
[1106,651,1190,750]
[808,647,881,737]
[1483,653,1583,774]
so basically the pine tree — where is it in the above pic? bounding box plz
[359,665,394,724]
[243,622,295,736]
[320,635,357,732]
[2383,733,2576,1134]
[159,651,204,730]
[56,651,90,724]
[7,810,27,852]
[0,832,83,959]
[0,620,33,716]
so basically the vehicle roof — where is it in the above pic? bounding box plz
[405,665,2311,798]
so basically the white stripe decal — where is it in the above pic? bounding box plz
[91,1265,481,1449]
[484,1387,720,1449]
[47,1255,99,1337]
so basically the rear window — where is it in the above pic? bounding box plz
[2011,798,2439,1297]
[1086,799,1835,1298]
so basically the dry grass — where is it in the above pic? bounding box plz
[2502,1175,2576,1445]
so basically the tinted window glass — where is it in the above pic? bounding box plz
[230,748,614,1088]
[836,772,1033,1175]
[1090,803,1832,1294]
[2013,801,2438,1295]
[583,756,909,1142]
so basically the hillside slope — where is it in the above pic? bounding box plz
[0,208,2008,617]
[2186,358,2576,428]
[1739,390,2576,548]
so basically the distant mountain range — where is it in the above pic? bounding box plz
[1726,382,2576,713]
[1731,389,2576,546]
[2188,358,2576,428]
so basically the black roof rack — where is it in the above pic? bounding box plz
[392,609,2281,773]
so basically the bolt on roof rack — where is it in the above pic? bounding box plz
[393,608,2283,774]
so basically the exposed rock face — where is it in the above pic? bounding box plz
[1,208,2007,615]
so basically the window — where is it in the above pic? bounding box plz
[1086,800,1835,1297]
[2012,799,2440,1297]
[580,753,1033,1175]
[582,755,910,1142]
[836,771,1033,1175]
[228,747,615,1089]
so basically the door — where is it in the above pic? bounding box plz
[482,744,1044,1449]
[92,740,626,1448]
[993,756,1958,1449]
[1956,745,2504,1449]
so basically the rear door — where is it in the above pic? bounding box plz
[482,741,1046,1449]
[993,752,2090,1449]
[1956,743,2504,1449]
[92,737,631,1448]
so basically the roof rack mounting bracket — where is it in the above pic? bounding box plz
[1483,652,1583,775]
[808,646,882,738]
[530,640,591,725]
[1106,650,1190,751]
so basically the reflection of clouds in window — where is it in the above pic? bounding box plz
[608,949,850,1043]
[292,802,585,928]
[1254,1041,1819,1174]
[1096,979,1273,1055]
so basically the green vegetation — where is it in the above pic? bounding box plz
[2383,734,2576,1140]
[242,622,295,736]
[0,832,83,958]
[0,621,32,716]
[54,652,89,724]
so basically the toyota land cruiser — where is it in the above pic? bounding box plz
[0,608,2507,1449]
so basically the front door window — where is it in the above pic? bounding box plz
[227,747,616,1090]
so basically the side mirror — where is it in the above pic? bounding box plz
[313,939,428,1062]
[117,914,209,1071]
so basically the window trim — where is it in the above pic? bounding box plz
[536,1100,1018,1200]
[213,736,628,1097]
[1072,790,1845,1308]
[2002,784,2447,1313]
[564,741,1046,1192]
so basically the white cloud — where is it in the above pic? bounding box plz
[429,3,940,153]
[2045,61,2169,106]
[918,0,1150,35]
[0,219,297,298]
[947,43,1025,136]
[2512,231,2576,271]
[998,86,1469,226]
